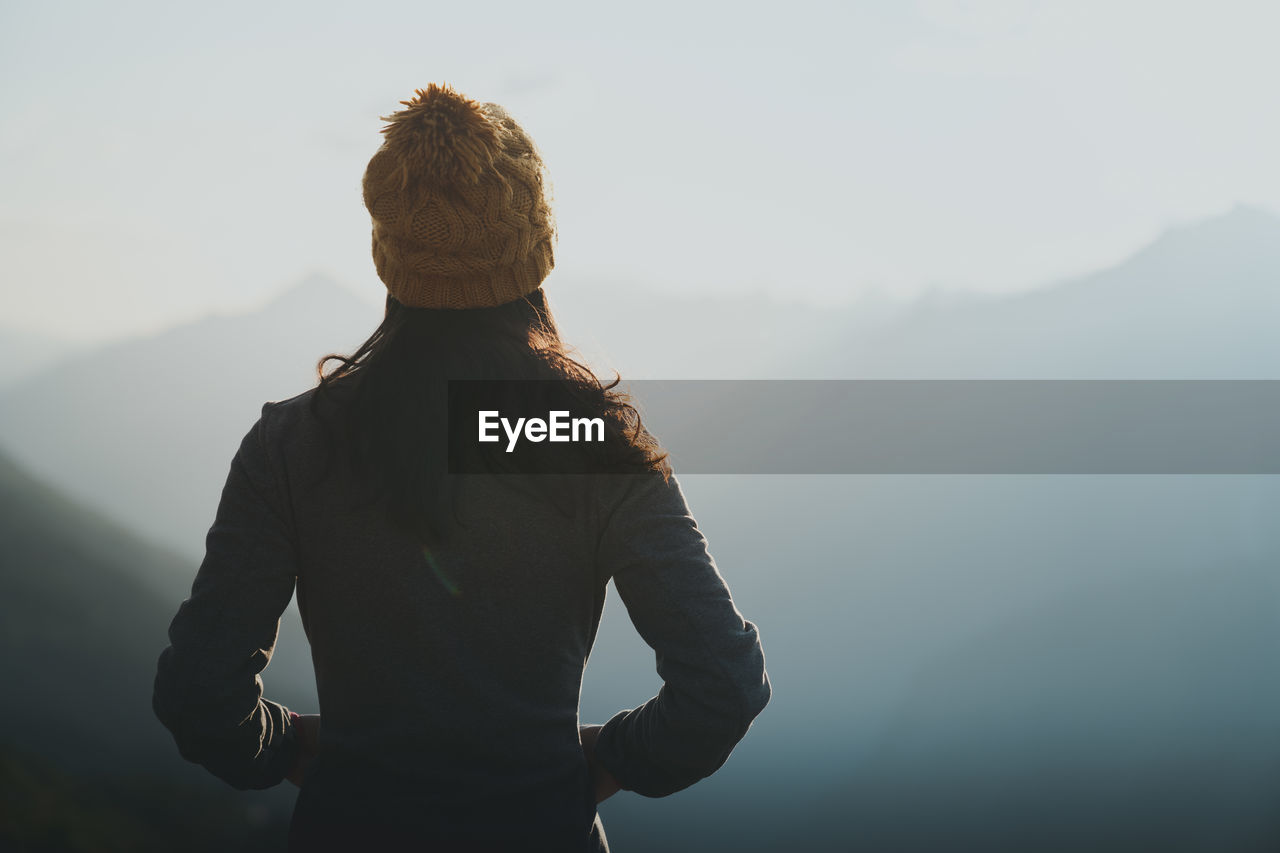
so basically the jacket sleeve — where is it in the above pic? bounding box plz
[590,472,771,797]
[152,405,300,790]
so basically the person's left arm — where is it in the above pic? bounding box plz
[152,405,302,790]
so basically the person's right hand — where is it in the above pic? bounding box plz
[579,724,622,804]
[287,713,321,787]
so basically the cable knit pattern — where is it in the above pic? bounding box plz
[362,84,556,309]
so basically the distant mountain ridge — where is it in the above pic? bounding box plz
[1,206,1277,556]
[801,204,1280,378]
[0,273,380,557]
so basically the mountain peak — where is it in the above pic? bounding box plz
[1116,202,1280,278]
[1218,201,1279,226]
[1164,201,1278,243]
[267,272,375,312]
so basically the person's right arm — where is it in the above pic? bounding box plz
[590,473,771,798]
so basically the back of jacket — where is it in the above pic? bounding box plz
[153,388,771,850]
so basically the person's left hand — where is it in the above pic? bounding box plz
[579,724,622,804]
[287,713,322,787]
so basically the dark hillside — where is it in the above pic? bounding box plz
[0,448,294,851]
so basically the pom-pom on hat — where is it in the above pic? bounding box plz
[362,83,555,309]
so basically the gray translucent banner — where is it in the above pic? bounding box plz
[617,380,1280,474]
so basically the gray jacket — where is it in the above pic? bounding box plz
[153,389,770,850]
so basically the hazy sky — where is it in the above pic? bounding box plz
[2,0,1278,343]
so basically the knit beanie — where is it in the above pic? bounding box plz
[362,84,555,309]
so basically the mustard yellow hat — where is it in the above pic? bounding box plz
[362,83,555,309]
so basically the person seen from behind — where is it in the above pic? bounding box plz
[152,83,771,852]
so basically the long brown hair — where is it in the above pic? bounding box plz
[311,288,669,545]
